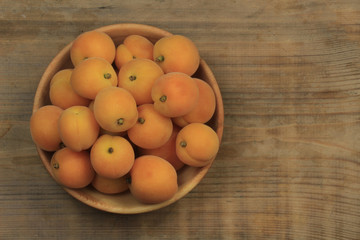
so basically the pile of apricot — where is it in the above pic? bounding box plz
[30,30,219,204]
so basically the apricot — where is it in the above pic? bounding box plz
[118,59,164,105]
[151,72,199,118]
[173,78,216,127]
[49,69,91,109]
[91,174,129,194]
[176,123,219,167]
[30,105,63,152]
[50,147,95,188]
[128,155,178,204]
[138,125,184,170]
[114,44,132,69]
[93,86,138,132]
[70,57,117,100]
[153,35,200,76]
[70,30,116,66]
[58,106,99,152]
[114,35,153,69]
[127,104,173,149]
[88,100,126,137]
[90,134,135,179]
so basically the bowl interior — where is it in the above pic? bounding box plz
[33,23,224,214]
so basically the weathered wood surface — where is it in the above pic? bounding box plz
[1,0,360,239]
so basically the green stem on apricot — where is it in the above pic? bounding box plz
[108,147,114,154]
[155,55,165,62]
[138,117,145,124]
[53,162,59,169]
[104,73,112,79]
[180,141,187,148]
[159,95,167,102]
[117,118,124,125]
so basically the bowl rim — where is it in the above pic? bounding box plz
[33,23,224,214]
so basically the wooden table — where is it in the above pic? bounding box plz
[1,0,360,239]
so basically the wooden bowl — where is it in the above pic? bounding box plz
[33,23,224,214]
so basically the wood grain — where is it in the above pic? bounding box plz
[1,0,360,239]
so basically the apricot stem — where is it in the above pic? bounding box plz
[117,118,124,125]
[138,117,145,124]
[104,73,112,79]
[53,162,59,169]
[180,141,187,148]
[159,95,167,102]
[155,55,165,62]
[129,75,136,81]
[108,147,114,154]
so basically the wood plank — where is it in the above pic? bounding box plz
[1,0,360,239]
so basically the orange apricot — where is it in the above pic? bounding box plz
[153,35,200,76]
[176,123,219,167]
[138,125,184,170]
[70,30,116,66]
[93,86,138,132]
[90,134,135,179]
[128,155,178,204]
[127,104,173,149]
[114,44,132,69]
[58,106,99,152]
[70,57,117,100]
[30,105,63,152]
[49,69,91,109]
[151,72,199,118]
[50,147,95,188]
[114,35,153,69]
[173,78,216,127]
[171,117,188,128]
[91,174,129,194]
[88,100,126,137]
[118,59,164,105]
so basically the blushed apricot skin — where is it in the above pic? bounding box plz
[51,147,95,189]
[138,125,184,170]
[93,86,138,133]
[70,30,116,67]
[151,72,199,118]
[173,78,216,127]
[49,69,91,109]
[114,35,154,69]
[91,174,129,194]
[128,155,178,204]
[58,106,100,152]
[153,35,200,76]
[118,59,164,105]
[127,104,173,149]
[70,57,117,100]
[30,105,63,152]
[124,35,154,59]
[176,123,219,167]
[90,134,135,179]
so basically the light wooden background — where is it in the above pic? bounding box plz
[1,0,360,239]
